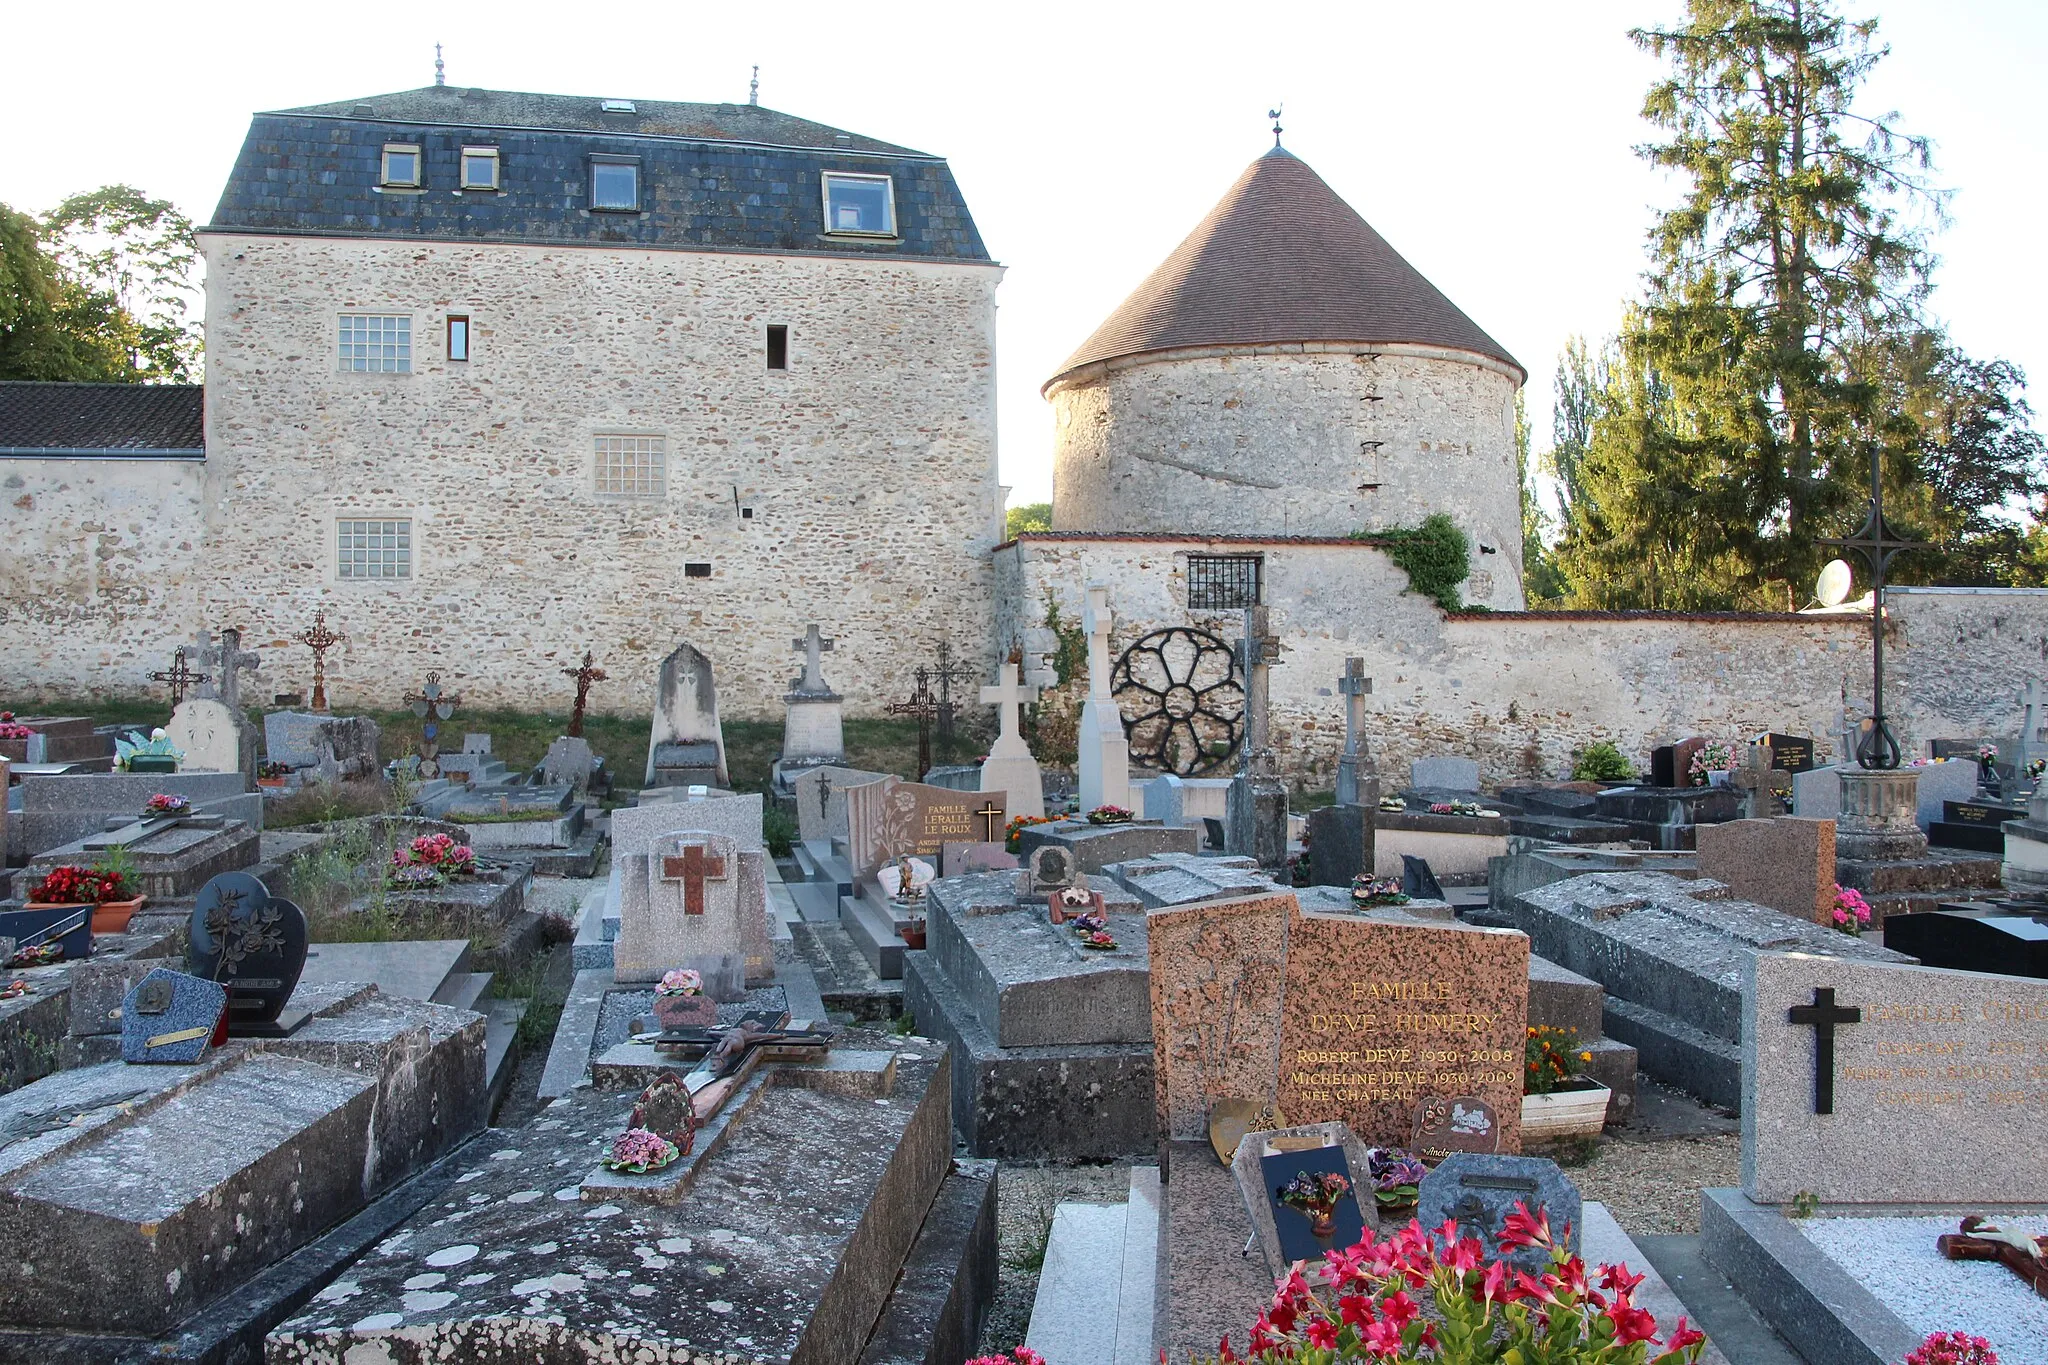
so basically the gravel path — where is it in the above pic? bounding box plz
[1563,1132,1742,1236]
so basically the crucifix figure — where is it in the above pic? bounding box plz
[199,627,263,714]
[790,626,835,694]
[886,668,940,780]
[298,611,343,712]
[562,650,607,737]
[1937,1216,2048,1297]
[1731,744,1793,818]
[1237,606,1284,777]
[661,841,729,916]
[1334,657,1377,808]
[148,647,210,708]
[1820,450,1927,769]
[1787,985,1861,1115]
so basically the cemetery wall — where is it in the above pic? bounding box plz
[1001,537,2048,788]
[0,236,1005,716]
[1045,344,1525,609]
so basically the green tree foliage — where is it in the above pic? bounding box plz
[0,186,199,384]
[1518,390,1568,605]
[1546,0,2045,606]
[1363,513,1471,612]
[1005,502,1052,539]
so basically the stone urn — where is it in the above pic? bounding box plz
[1834,768,1928,861]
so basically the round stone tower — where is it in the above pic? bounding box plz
[1044,147,1527,609]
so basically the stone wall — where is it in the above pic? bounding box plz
[0,236,1005,717]
[1044,343,1525,609]
[999,536,2048,790]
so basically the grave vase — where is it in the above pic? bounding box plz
[1520,1081,1612,1140]
[90,896,145,934]
[1835,768,1928,861]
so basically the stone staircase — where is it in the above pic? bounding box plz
[1025,1167,1161,1365]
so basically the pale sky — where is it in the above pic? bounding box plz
[6,0,2041,506]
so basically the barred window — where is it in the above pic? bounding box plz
[339,314,411,373]
[594,434,667,498]
[1187,554,1262,610]
[338,518,412,580]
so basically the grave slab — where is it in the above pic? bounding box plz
[1016,819,1199,874]
[1695,817,1836,925]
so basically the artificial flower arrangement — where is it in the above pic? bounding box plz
[2029,759,2045,783]
[143,793,192,818]
[257,760,293,782]
[1276,1169,1354,1239]
[1687,742,1737,786]
[1907,1332,2000,1365]
[26,865,117,906]
[114,728,183,772]
[1378,795,1407,813]
[965,1350,1046,1365]
[1350,875,1410,909]
[1829,884,1872,936]
[1525,1024,1595,1096]
[1977,743,1999,765]
[1086,804,1135,825]
[1362,1147,1429,1211]
[602,1127,680,1174]
[387,832,478,887]
[0,712,31,742]
[656,968,704,998]
[1004,813,1055,852]
[1428,800,1498,818]
[1193,1204,1709,1365]
[653,968,716,1029]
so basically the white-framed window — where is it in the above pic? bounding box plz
[459,146,500,190]
[822,172,895,236]
[594,434,667,498]
[337,518,412,580]
[590,156,640,211]
[338,314,412,373]
[380,143,422,187]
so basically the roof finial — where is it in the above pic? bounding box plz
[1268,104,1283,148]
[434,43,445,87]
[749,65,759,106]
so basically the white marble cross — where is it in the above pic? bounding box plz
[791,625,835,692]
[981,660,1054,745]
[2019,680,2048,762]
[1082,583,1114,702]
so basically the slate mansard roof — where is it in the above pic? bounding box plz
[0,382,204,458]
[206,85,991,262]
[1049,147,1521,387]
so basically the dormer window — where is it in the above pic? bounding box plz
[822,173,895,236]
[380,144,422,188]
[460,146,500,191]
[590,156,641,212]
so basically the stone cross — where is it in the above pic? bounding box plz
[2018,680,2048,767]
[1731,744,1793,818]
[791,626,835,694]
[1334,657,1376,807]
[1236,606,1283,775]
[661,842,729,917]
[981,661,1052,748]
[1787,985,1861,1115]
[148,646,210,708]
[1083,583,1114,703]
[198,628,262,712]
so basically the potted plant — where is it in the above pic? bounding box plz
[1362,1146,1428,1221]
[0,712,31,762]
[387,833,479,887]
[1828,883,1873,936]
[1275,1168,1354,1241]
[1688,741,1736,788]
[652,969,717,1030]
[1523,1024,1611,1139]
[257,761,292,789]
[897,916,928,951]
[115,729,183,774]
[87,848,146,933]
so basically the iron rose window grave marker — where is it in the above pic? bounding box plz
[188,871,310,1035]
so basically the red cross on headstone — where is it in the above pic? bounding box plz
[660,842,728,916]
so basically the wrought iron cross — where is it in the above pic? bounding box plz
[927,639,978,748]
[1820,453,1927,770]
[403,672,463,776]
[148,647,210,707]
[1787,985,1861,1115]
[298,611,343,712]
[886,668,941,780]
[561,650,607,738]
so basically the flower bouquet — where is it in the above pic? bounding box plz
[1525,1025,1594,1096]
[1908,1331,2000,1365]
[602,1127,680,1175]
[1828,884,1872,936]
[1005,813,1055,852]
[1427,800,1498,818]
[1377,795,1407,813]
[0,712,32,743]
[653,968,717,1030]
[1350,875,1409,909]
[1048,882,1104,924]
[1276,1169,1354,1240]
[1363,1147,1428,1215]
[143,793,192,819]
[388,833,478,887]
[1688,742,1737,787]
[1086,804,1135,825]
[26,865,102,909]
[1078,928,1118,951]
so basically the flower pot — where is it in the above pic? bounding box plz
[125,755,178,774]
[257,777,287,789]
[1521,1081,1612,1140]
[897,922,928,951]
[1308,1210,1336,1240]
[653,993,718,1031]
[91,896,145,934]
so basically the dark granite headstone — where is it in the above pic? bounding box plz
[1763,733,1817,773]
[1650,745,1678,790]
[1883,906,2048,979]
[120,967,228,1063]
[1416,1153,1581,1272]
[188,871,309,1026]
[1400,855,1445,902]
[0,903,93,963]
[1931,799,2026,853]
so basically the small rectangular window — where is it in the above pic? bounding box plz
[459,146,499,190]
[591,157,640,211]
[1187,554,1263,610]
[381,144,422,187]
[766,324,788,371]
[684,562,713,578]
[338,518,412,579]
[447,315,470,362]
[594,434,667,498]
[821,173,895,236]
[339,314,411,373]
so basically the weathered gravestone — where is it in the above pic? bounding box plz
[1410,756,1480,793]
[163,697,243,774]
[540,734,595,790]
[846,776,1004,877]
[645,639,730,788]
[1225,607,1289,871]
[776,624,846,785]
[792,765,887,845]
[611,793,771,992]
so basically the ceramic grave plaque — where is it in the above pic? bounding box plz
[187,871,310,1026]
[1411,1095,1503,1162]
[1025,843,1082,894]
[120,968,229,1064]
[844,776,1003,878]
[1233,1122,1378,1275]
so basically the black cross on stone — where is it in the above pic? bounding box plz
[1787,985,1861,1115]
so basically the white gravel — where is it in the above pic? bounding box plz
[1798,1213,2048,1365]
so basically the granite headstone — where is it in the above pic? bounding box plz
[1417,1153,1581,1272]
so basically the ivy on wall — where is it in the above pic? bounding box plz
[1354,513,1471,611]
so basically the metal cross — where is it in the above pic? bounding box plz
[298,611,343,712]
[1787,986,1861,1115]
[660,842,728,916]
[403,672,463,777]
[974,800,1004,843]
[1820,452,1927,770]
[562,650,607,738]
[926,639,978,748]
[886,668,941,780]
[148,646,210,708]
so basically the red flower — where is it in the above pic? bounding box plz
[1497,1200,1553,1251]
[1379,1290,1418,1330]
[1608,1303,1661,1346]
[1600,1261,1647,1299]
[1321,1243,1371,1288]
[1662,1316,1707,1352]
[1305,1317,1339,1350]
[1338,1293,1376,1328]
[1476,1259,1519,1304]
[1442,1233,1485,1273]
[1361,1319,1408,1357]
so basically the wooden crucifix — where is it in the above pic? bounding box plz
[561,650,607,737]
[660,841,728,916]
[1787,985,1861,1115]
[1937,1216,2048,1298]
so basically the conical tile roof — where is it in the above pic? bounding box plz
[1048,148,1522,387]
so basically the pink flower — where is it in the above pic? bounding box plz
[1608,1303,1660,1346]
[1361,1319,1408,1357]
[1378,1290,1418,1330]
[1662,1317,1707,1352]
[1305,1317,1339,1350]
[1497,1200,1553,1251]
[1337,1292,1376,1328]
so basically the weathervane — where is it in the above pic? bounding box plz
[1268,104,1284,147]
[434,43,445,86]
[1820,447,1926,770]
